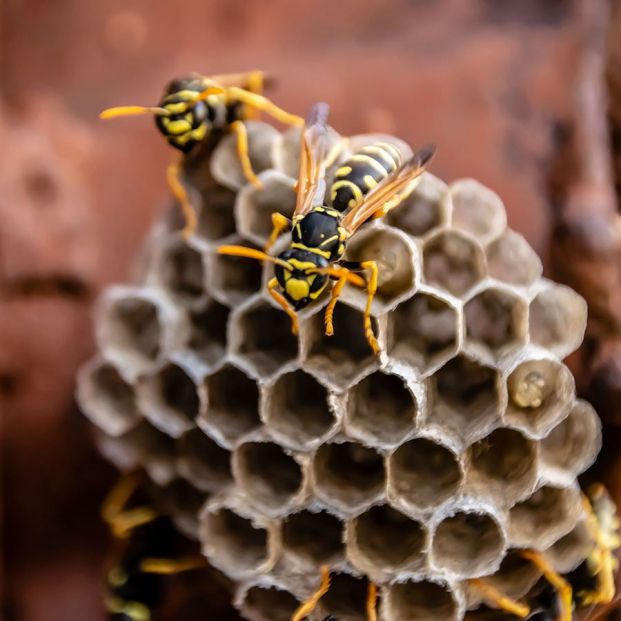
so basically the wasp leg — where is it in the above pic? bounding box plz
[211,69,265,94]
[265,212,292,252]
[360,260,380,354]
[366,582,378,621]
[229,120,263,189]
[521,550,573,621]
[166,159,197,239]
[140,555,208,575]
[323,266,366,337]
[469,579,530,618]
[226,87,304,127]
[268,277,299,335]
[291,565,331,621]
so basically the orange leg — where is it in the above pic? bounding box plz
[291,565,331,621]
[268,277,299,335]
[140,555,208,574]
[167,159,196,239]
[324,273,349,337]
[265,212,291,252]
[469,579,530,618]
[366,582,378,621]
[360,260,380,354]
[230,120,262,188]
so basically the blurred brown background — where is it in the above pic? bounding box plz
[2,0,621,619]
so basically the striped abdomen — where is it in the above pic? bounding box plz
[330,143,403,212]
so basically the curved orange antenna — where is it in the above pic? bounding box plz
[217,245,292,271]
[99,105,171,120]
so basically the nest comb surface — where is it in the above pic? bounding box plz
[78,121,602,621]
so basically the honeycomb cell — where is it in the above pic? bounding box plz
[236,170,297,247]
[539,400,601,482]
[345,371,417,446]
[388,438,462,512]
[281,509,345,569]
[177,428,232,493]
[185,300,229,367]
[449,179,506,243]
[196,184,237,241]
[210,121,279,191]
[301,302,378,391]
[319,572,373,621]
[230,299,299,379]
[543,520,592,573]
[431,510,505,577]
[238,584,300,621]
[207,240,262,306]
[508,485,581,549]
[234,441,304,516]
[343,225,417,312]
[312,442,385,514]
[467,428,537,504]
[423,230,485,297]
[385,173,449,237]
[199,364,260,448]
[505,358,574,437]
[77,359,140,436]
[464,287,527,359]
[153,478,208,540]
[486,230,542,287]
[529,284,587,358]
[385,580,459,621]
[430,355,502,444]
[347,504,426,579]
[261,370,336,451]
[137,361,202,437]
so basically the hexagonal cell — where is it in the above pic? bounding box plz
[388,438,463,512]
[486,230,542,287]
[185,300,229,367]
[236,170,297,246]
[197,184,237,241]
[77,359,140,436]
[137,362,202,437]
[544,520,593,573]
[385,173,448,237]
[348,504,426,578]
[539,400,601,481]
[153,478,208,540]
[239,584,300,621]
[385,580,458,621]
[505,359,574,437]
[449,179,507,243]
[508,485,581,549]
[430,355,502,443]
[302,302,378,391]
[312,442,385,513]
[464,287,527,358]
[389,291,460,374]
[319,572,373,621]
[234,441,304,515]
[262,370,336,450]
[343,225,417,312]
[177,428,232,493]
[281,509,345,569]
[423,230,485,297]
[345,371,417,446]
[207,241,262,306]
[431,510,505,577]
[231,299,299,379]
[529,284,587,358]
[199,364,260,448]
[153,238,206,305]
[201,506,272,579]
[467,428,537,503]
[210,121,279,191]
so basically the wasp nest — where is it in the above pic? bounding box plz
[78,121,601,621]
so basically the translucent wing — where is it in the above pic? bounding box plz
[294,102,331,217]
[341,144,436,234]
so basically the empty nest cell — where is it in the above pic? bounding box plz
[431,510,505,577]
[348,504,426,576]
[423,230,485,297]
[388,438,462,511]
[281,509,345,568]
[312,442,385,513]
[543,520,593,573]
[208,241,262,306]
[199,364,260,447]
[506,359,574,437]
[234,441,304,515]
[319,572,373,621]
[185,300,229,366]
[155,238,206,304]
[389,291,460,374]
[197,184,237,241]
[385,580,458,621]
[262,370,335,450]
[346,371,417,446]
[485,230,542,287]
[239,584,300,621]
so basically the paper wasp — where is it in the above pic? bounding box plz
[218,103,435,354]
[101,473,207,620]
[100,70,303,238]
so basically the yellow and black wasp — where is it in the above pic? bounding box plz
[101,473,207,621]
[100,70,303,238]
[217,103,435,354]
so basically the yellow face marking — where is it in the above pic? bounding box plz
[286,278,310,301]
[288,257,321,271]
[364,175,378,189]
[336,165,353,177]
[310,283,328,299]
[165,119,192,135]
[349,153,388,175]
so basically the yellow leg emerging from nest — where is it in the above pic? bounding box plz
[140,555,208,575]
[360,260,380,354]
[366,582,378,621]
[469,579,530,618]
[167,159,196,239]
[265,212,291,252]
[291,565,331,621]
[268,277,299,335]
[230,120,262,189]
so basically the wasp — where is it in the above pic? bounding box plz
[100,70,303,238]
[101,473,207,620]
[217,103,435,354]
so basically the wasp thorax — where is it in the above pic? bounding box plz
[275,249,329,310]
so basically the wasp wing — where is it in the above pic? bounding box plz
[340,144,436,234]
[293,102,331,217]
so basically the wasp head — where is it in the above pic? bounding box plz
[275,249,330,310]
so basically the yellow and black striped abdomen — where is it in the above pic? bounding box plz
[330,143,402,212]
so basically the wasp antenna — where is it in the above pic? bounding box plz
[217,245,292,270]
[99,105,171,120]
